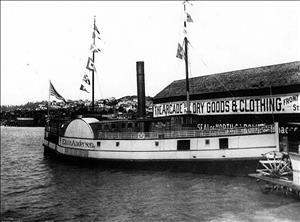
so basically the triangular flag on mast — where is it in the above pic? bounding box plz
[80,84,90,93]
[49,81,66,102]
[186,12,193,22]
[92,32,101,40]
[176,43,184,59]
[90,43,101,53]
[86,57,95,71]
[82,74,91,85]
[95,24,100,35]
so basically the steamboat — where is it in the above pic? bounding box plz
[43,2,280,175]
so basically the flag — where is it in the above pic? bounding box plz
[92,24,101,40]
[92,32,101,40]
[83,74,90,85]
[80,84,89,93]
[86,57,95,71]
[176,43,184,59]
[95,24,100,35]
[90,43,101,53]
[49,81,66,102]
[186,12,193,22]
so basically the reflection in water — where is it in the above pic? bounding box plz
[1,127,299,221]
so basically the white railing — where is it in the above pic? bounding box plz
[97,124,275,140]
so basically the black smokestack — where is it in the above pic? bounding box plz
[136,61,146,118]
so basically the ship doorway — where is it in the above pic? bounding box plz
[219,138,228,149]
[177,140,190,151]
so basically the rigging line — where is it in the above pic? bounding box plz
[211,73,235,98]
[211,74,265,124]
[188,44,209,71]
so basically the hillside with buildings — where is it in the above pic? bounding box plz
[1,96,153,126]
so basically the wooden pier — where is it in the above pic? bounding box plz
[249,173,300,192]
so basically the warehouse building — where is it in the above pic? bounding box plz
[153,61,300,151]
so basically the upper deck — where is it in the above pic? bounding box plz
[45,115,277,140]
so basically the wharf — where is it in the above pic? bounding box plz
[249,173,300,193]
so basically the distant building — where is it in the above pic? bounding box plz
[16,117,35,127]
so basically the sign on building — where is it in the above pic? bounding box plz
[153,93,300,117]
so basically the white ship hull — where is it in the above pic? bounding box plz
[43,123,279,175]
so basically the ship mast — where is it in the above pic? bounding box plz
[92,16,96,112]
[183,1,190,114]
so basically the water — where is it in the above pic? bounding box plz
[1,127,299,222]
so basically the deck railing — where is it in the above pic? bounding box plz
[96,124,275,140]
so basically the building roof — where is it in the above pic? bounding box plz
[154,61,300,103]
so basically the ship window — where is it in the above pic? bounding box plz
[205,139,210,145]
[155,141,159,146]
[177,140,190,151]
[97,142,101,147]
[122,123,126,128]
[104,124,108,130]
[116,142,120,147]
[128,123,133,128]
[135,122,139,127]
[219,138,228,149]
[111,123,116,129]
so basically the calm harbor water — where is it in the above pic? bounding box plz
[1,127,299,222]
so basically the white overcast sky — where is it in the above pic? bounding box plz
[1,1,300,105]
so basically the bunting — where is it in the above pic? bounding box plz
[90,43,101,53]
[186,12,193,23]
[80,84,90,93]
[83,74,91,85]
[176,43,184,59]
[95,24,100,35]
[79,18,102,96]
[92,23,101,40]
[86,57,95,71]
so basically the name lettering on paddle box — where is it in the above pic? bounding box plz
[60,138,96,149]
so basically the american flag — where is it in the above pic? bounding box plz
[49,81,66,102]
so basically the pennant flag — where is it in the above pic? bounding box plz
[95,24,100,35]
[176,43,184,59]
[80,84,89,93]
[90,43,101,53]
[86,57,95,71]
[92,32,101,40]
[186,12,193,22]
[49,81,66,102]
[83,74,91,85]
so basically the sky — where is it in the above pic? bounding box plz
[1,1,300,106]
